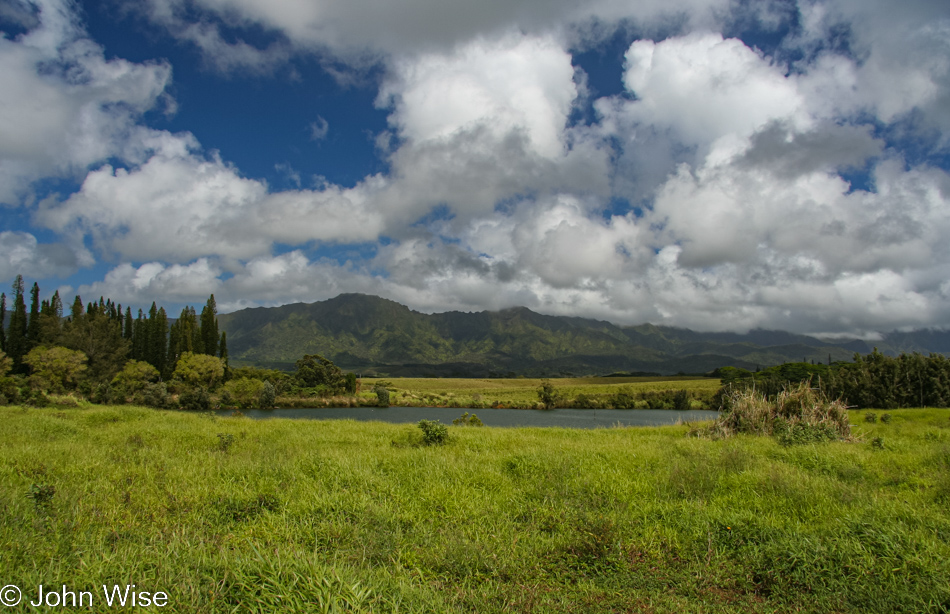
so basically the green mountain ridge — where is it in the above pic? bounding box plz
[217,293,949,376]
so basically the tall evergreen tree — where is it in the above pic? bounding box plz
[132,309,148,362]
[26,282,40,348]
[200,295,219,356]
[0,292,6,353]
[219,331,229,379]
[6,276,28,372]
[148,303,168,376]
[124,307,134,340]
[69,295,83,321]
[36,290,63,345]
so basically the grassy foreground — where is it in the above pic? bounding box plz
[1,405,950,613]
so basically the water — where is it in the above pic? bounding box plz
[216,407,719,429]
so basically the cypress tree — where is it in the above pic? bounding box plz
[7,276,28,372]
[124,307,134,340]
[200,295,219,356]
[132,309,148,362]
[26,282,40,348]
[167,320,181,378]
[219,331,229,379]
[148,303,168,376]
[70,295,83,321]
[0,292,6,352]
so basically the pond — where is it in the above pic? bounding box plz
[216,407,719,429]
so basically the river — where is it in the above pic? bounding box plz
[216,407,718,428]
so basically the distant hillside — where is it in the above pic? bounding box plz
[217,294,946,376]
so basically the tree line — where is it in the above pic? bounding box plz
[715,349,950,409]
[0,274,361,410]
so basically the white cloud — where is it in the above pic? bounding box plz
[308,116,329,140]
[379,33,578,158]
[76,259,223,305]
[0,0,172,204]
[621,32,808,154]
[0,231,91,280]
[130,0,733,64]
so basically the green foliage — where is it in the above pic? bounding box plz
[452,412,483,426]
[27,483,55,513]
[60,303,128,384]
[417,419,448,445]
[179,386,211,411]
[174,352,225,390]
[537,379,560,408]
[24,346,88,393]
[221,377,265,408]
[111,359,160,400]
[258,381,276,410]
[864,412,878,423]
[139,382,174,408]
[608,387,637,409]
[373,382,391,407]
[705,382,850,442]
[294,354,346,393]
[216,432,235,452]
[6,275,28,372]
[673,388,691,410]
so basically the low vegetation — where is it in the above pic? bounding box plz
[1,404,949,612]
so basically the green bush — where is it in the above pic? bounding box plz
[139,382,173,409]
[259,381,276,410]
[673,389,691,411]
[418,419,448,445]
[179,387,211,411]
[705,382,850,442]
[374,383,390,407]
[865,412,878,423]
[452,412,483,426]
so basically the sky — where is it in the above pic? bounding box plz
[1,0,949,337]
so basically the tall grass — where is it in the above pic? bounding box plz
[707,382,851,442]
[1,403,949,612]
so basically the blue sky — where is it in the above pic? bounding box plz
[1,0,949,336]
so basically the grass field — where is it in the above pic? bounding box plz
[2,404,949,612]
[358,376,721,409]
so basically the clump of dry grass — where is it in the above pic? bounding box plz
[701,382,850,442]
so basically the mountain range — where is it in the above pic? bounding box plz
[217,294,950,376]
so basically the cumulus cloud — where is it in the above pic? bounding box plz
[128,0,733,65]
[0,0,172,204]
[37,137,387,263]
[0,231,91,280]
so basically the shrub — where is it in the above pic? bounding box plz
[608,388,637,409]
[111,360,160,400]
[139,382,173,408]
[673,389,691,411]
[221,377,265,408]
[179,386,211,411]
[418,419,448,445]
[453,412,483,426]
[537,380,560,409]
[259,381,276,410]
[705,382,850,442]
[880,413,892,424]
[864,412,878,423]
[374,383,391,407]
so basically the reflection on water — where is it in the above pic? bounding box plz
[216,406,718,429]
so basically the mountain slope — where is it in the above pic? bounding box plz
[217,294,944,375]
